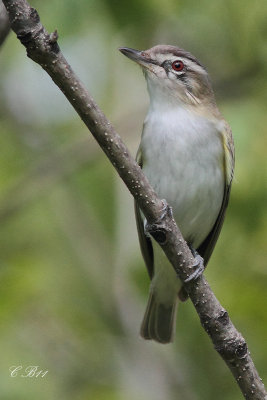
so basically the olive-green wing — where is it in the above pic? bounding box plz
[135,148,154,280]
[197,124,235,265]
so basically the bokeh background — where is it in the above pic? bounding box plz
[0,0,267,399]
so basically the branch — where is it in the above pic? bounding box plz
[3,1,266,398]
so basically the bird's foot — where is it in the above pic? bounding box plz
[184,247,205,283]
[144,199,172,233]
[159,199,173,220]
[144,200,172,244]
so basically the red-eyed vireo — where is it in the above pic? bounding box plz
[119,45,235,344]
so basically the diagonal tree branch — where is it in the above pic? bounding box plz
[2,1,266,398]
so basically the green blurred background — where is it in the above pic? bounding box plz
[0,0,267,399]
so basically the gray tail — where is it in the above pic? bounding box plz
[140,291,178,344]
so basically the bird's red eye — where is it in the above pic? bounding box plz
[172,60,184,72]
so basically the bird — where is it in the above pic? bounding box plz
[119,45,235,344]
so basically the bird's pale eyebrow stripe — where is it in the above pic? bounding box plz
[175,58,207,74]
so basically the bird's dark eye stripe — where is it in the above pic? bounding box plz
[161,60,169,70]
[177,73,186,81]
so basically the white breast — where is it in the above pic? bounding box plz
[141,106,225,249]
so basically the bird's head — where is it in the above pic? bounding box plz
[119,45,216,109]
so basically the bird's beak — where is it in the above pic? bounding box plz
[119,47,157,69]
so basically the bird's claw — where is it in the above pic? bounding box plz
[184,254,204,283]
[144,199,172,237]
[160,199,173,220]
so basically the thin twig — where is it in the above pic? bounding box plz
[2,1,266,398]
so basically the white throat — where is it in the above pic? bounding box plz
[145,71,201,110]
